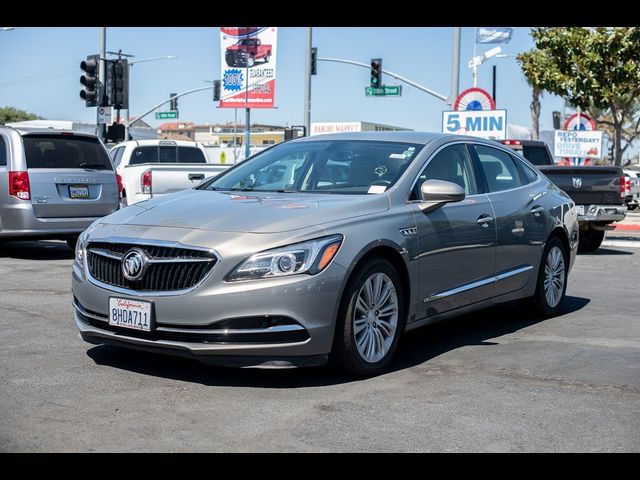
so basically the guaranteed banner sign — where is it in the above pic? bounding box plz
[553,130,603,159]
[219,27,277,109]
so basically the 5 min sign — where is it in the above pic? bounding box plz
[442,110,507,140]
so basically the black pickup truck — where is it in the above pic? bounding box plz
[501,139,627,252]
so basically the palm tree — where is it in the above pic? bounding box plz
[517,49,548,141]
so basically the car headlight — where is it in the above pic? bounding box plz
[75,221,100,267]
[226,234,343,281]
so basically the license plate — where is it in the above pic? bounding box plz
[575,205,585,216]
[69,184,89,199]
[109,297,152,332]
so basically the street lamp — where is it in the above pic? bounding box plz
[468,46,502,88]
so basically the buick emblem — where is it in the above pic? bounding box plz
[572,177,583,188]
[122,248,148,281]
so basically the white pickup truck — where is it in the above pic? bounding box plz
[108,140,230,206]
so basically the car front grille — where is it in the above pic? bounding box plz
[86,241,218,292]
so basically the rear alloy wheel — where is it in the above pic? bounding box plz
[528,236,568,317]
[331,257,405,376]
[577,228,605,253]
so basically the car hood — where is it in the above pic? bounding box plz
[101,189,390,233]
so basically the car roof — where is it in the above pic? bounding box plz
[116,139,203,148]
[290,131,463,145]
[0,126,99,139]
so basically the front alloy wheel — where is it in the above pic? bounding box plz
[332,257,405,376]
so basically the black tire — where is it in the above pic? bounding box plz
[121,192,128,208]
[331,257,406,377]
[264,53,271,64]
[66,236,79,251]
[526,236,569,318]
[577,228,605,253]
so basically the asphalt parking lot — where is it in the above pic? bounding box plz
[1,239,638,452]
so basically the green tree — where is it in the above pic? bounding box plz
[520,27,640,166]
[0,106,41,125]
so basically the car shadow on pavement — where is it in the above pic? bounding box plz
[579,248,634,256]
[0,240,74,260]
[85,295,590,388]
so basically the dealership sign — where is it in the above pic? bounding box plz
[219,27,277,109]
[554,130,603,159]
[442,109,507,140]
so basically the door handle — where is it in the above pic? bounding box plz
[477,214,493,227]
[189,173,205,181]
[531,205,545,216]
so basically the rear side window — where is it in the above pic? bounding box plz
[0,136,6,166]
[130,146,159,165]
[22,134,112,170]
[514,156,540,184]
[177,147,206,163]
[522,145,552,166]
[474,145,523,192]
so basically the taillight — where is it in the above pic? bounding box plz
[620,175,628,199]
[116,173,123,196]
[625,176,631,196]
[502,140,521,145]
[9,171,31,200]
[141,169,152,195]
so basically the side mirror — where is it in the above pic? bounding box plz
[418,179,465,212]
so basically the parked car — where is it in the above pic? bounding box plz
[623,169,640,211]
[501,139,627,252]
[225,38,272,68]
[72,132,578,376]
[108,139,230,206]
[0,126,119,249]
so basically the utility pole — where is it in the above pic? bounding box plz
[304,27,313,136]
[98,27,106,143]
[449,27,461,107]
[492,65,497,103]
[244,28,251,160]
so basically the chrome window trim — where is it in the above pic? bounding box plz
[84,237,221,297]
[423,265,533,303]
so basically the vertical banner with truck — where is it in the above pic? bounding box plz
[219,27,277,109]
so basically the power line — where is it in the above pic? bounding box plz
[0,62,78,88]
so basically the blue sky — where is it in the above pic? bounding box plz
[0,27,565,134]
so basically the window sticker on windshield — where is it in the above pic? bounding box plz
[368,185,387,194]
[389,153,406,159]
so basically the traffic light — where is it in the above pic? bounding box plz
[113,59,128,109]
[370,58,382,87]
[213,80,221,102]
[170,93,178,111]
[311,47,317,75]
[80,54,100,107]
[552,111,562,130]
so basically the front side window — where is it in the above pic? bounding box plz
[201,140,423,195]
[410,144,479,200]
[474,145,523,192]
[22,134,112,170]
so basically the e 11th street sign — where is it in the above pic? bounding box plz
[155,111,178,120]
[365,85,402,97]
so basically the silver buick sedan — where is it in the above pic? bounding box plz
[72,132,578,376]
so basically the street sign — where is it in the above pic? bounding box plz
[364,85,402,97]
[97,106,112,124]
[155,111,178,120]
[554,130,603,159]
[442,109,507,140]
[454,87,495,111]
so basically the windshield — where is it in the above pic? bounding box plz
[199,140,423,195]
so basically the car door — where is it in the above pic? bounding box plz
[471,144,547,297]
[410,142,496,318]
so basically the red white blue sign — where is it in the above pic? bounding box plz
[454,88,496,111]
[559,113,597,166]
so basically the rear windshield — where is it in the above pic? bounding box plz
[129,146,207,165]
[23,134,112,170]
[522,145,552,166]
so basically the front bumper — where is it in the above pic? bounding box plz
[577,204,627,223]
[72,250,346,365]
